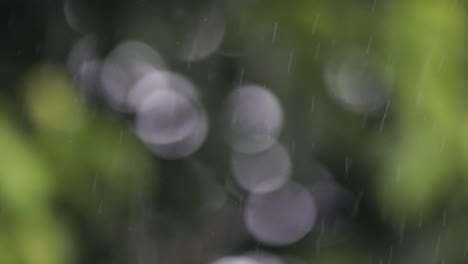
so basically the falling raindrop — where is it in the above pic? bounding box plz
[272,23,278,43]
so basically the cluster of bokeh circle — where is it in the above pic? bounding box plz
[64,4,391,263]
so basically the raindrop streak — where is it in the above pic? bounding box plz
[312,14,321,35]
[310,96,315,112]
[399,221,405,245]
[380,100,390,132]
[92,174,98,193]
[272,23,278,43]
[315,43,321,59]
[366,36,373,54]
[288,51,294,73]
[435,234,441,257]
[345,157,351,176]
[239,67,245,86]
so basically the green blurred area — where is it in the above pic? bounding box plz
[2,0,468,263]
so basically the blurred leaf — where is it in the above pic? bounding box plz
[14,219,75,264]
[0,115,53,216]
[24,64,87,135]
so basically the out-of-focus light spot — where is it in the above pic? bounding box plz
[137,89,199,145]
[280,256,306,264]
[129,70,199,111]
[64,0,94,32]
[244,252,284,264]
[197,199,249,253]
[309,181,355,237]
[142,109,207,159]
[244,182,316,246]
[299,160,336,184]
[325,53,389,114]
[211,256,260,264]
[189,159,229,209]
[178,8,225,62]
[100,41,165,111]
[226,84,284,153]
[310,182,354,216]
[75,60,101,97]
[67,34,97,74]
[67,35,101,97]
[134,75,208,159]
[212,253,283,264]
[231,142,291,194]
[64,0,83,32]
